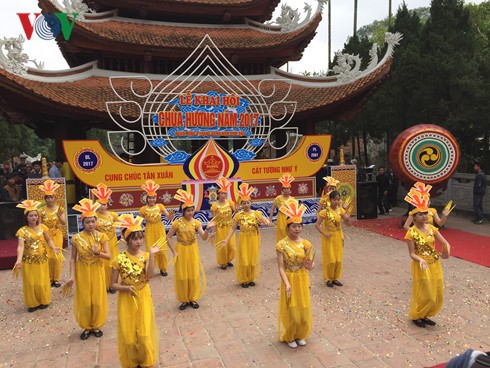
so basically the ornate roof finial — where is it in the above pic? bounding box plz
[0,35,44,76]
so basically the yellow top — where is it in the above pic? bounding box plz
[171,217,202,246]
[404,224,440,264]
[111,251,149,290]
[319,207,346,232]
[275,237,312,272]
[71,231,109,265]
[15,224,49,264]
[140,204,166,224]
[96,211,119,241]
[39,206,65,233]
[233,210,263,233]
[211,200,234,228]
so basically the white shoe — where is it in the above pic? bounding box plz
[296,339,306,346]
[287,340,298,348]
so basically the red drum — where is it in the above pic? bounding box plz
[389,124,460,196]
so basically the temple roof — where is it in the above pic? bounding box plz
[89,0,281,23]
[40,1,320,71]
[0,57,392,131]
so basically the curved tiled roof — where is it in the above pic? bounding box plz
[0,59,392,127]
[40,1,320,65]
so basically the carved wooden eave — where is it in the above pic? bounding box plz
[84,0,281,23]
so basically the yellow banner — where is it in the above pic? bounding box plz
[63,135,331,188]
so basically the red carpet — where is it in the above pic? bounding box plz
[352,217,490,267]
[0,239,17,270]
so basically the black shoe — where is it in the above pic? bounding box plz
[326,281,334,287]
[227,262,234,267]
[92,329,103,338]
[160,270,168,276]
[248,282,256,287]
[80,330,91,340]
[50,281,54,287]
[379,212,385,215]
[422,318,436,326]
[28,306,39,313]
[179,302,189,310]
[241,282,249,288]
[107,287,117,294]
[476,219,487,224]
[220,265,227,270]
[332,280,343,286]
[412,319,426,328]
[52,281,61,288]
[38,304,48,309]
[190,301,199,309]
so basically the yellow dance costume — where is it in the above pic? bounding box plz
[39,206,65,282]
[405,225,444,320]
[171,218,207,303]
[96,211,119,287]
[211,200,236,265]
[319,207,346,282]
[71,231,109,330]
[234,210,263,284]
[273,195,293,242]
[111,252,158,368]
[276,237,312,342]
[16,225,52,308]
[140,204,168,272]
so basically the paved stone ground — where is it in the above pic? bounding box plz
[0,207,488,368]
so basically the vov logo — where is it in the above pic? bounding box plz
[17,13,78,41]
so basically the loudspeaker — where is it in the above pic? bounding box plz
[357,182,378,220]
[0,202,25,240]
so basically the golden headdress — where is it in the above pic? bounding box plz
[38,180,60,196]
[216,177,232,193]
[278,173,295,188]
[323,176,340,188]
[73,198,101,219]
[279,198,307,224]
[237,182,255,202]
[17,200,41,214]
[174,189,194,209]
[405,182,431,215]
[114,213,144,238]
[141,180,159,197]
[91,183,112,204]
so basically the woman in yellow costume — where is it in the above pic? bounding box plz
[66,199,110,340]
[139,180,174,276]
[314,190,351,287]
[222,183,271,288]
[38,180,66,288]
[111,214,160,368]
[276,199,315,348]
[317,176,340,212]
[14,200,60,312]
[404,182,450,328]
[92,183,119,293]
[210,177,237,270]
[167,190,214,310]
[269,173,295,242]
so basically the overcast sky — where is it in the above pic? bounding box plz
[0,0,485,74]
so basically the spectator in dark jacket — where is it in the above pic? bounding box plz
[376,167,391,215]
[473,162,486,224]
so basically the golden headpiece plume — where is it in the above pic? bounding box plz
[279,198,307,224]
[174,189,195,209]
[38,180,60,196]
[91,183,112,204]
[323,176,340,188]
[216,177,232,193]
[237,182,255,202]
[73,198,101,219]
[141,180,159,197]
[114,213,144,238]
[405,182,431,215]
[278,173,295,188]
[17,200,41,214]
